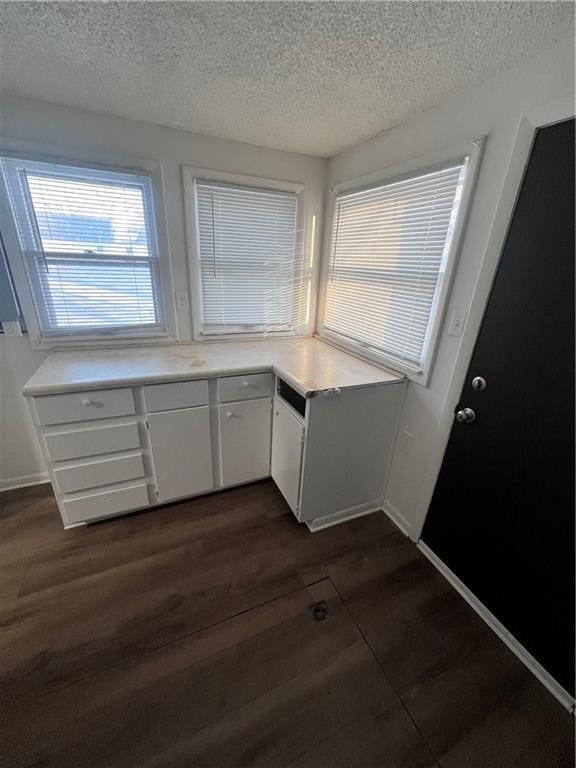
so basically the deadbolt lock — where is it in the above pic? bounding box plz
[471,376,487,391]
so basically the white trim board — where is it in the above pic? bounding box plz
[0,471,50,492]
[418,540,575,714]
[306,500,381,532]
[382,499,412,538]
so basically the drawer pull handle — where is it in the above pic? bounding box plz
[80,398,104,409]
[241,381,251,389]
[225,411,239,419]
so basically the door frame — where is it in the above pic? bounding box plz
[414,97,575,713]
[413,97,575,541]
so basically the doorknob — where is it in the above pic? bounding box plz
[456,407,476,423]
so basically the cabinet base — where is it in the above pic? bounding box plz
[305,500,381,532]
[61,475,271,528]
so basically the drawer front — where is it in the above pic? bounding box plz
[54,453,145,494]
[217,373,274,403]
[143,380,209,413]
[35,388,135,426]
[45,422,140,462]
[63,483,150,525]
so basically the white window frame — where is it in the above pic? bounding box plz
[317,138,484,385]
[182,166,312,341]
[0,142,176,349]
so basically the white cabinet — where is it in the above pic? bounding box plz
[148,406,214,503]
[298,384,404,525]
[271,396,304,515]
[271,379,406,529]
[219,398,271,487]
[27,365,405,531]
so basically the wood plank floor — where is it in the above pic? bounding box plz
[0,481,573,767]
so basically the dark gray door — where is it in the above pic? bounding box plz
[423,118,575,695]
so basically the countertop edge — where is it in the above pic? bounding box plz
[22,363,274,398]
[22,362,405,398]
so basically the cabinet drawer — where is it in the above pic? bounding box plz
[143,380,209,413]
[54,453,145,494]
[217,373,274,403]
[63,483,150,525]
[34,388,135,426]
[45,422,140,462]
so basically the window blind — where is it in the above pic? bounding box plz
[322,161,468,370]
[194,181,307,334]
[0,158,165,337]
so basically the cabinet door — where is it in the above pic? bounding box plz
[148,407,213,503]
[219,398,271,487]
[271,396,304,516]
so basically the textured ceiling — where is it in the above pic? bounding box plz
[0,1,572,157]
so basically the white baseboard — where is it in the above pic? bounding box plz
[382,499,414,539]
[418,540,575,714]
[0,472,50,492]
[306,500,380,532]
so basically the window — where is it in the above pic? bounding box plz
[321,159,470,379]
[190,177,309,336]
[0,157,166,339]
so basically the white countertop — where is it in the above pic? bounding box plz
[22,338,404,397]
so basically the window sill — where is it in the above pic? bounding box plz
[316,331,427,386]
[32,331,175,351]
[195,329,309,343]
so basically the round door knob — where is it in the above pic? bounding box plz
[456,407,476,423]
[241,381,250,389]
[81,399,93,407]
[225,412,234,419]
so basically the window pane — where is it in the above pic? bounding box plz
[195,182,305,333]
[43,257,158,331]
[323,162,467,369]
[27,174,150,258]
[0,157,166,337]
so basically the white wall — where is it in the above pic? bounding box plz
[1,41,573,500]
[0,96,327,488]
[327,40,574,539]
[0,336,49,488]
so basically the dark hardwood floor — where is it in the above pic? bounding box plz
[0,481,573,767]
